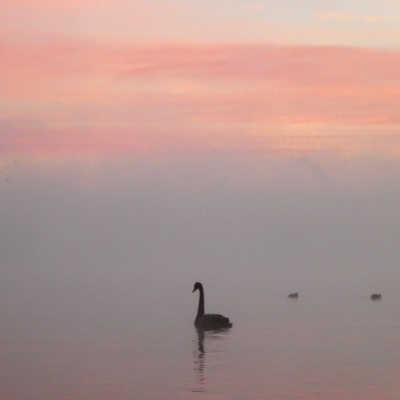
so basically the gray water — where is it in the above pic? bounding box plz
[1,153,400,399]
[1,288,400,399]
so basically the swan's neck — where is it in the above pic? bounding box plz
[196,286,205,320]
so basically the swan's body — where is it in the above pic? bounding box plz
[288,292,298,299]
[371,293,382,300]
[192,282,232,330]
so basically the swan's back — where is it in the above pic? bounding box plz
[195,313,232,330]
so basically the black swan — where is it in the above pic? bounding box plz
[371,294,382,300]
[288,292,298,299]
[192,282,232,330]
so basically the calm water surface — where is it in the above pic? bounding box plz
[1,288,400,400]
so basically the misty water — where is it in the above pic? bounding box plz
[1,153,400,399]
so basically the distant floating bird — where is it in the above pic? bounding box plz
[192,282,232,330]
[371,294,382,300]
[288,292,299,299]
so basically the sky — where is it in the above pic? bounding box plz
[1,0,400,322]
[1,0,400,156]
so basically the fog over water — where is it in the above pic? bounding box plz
[1,152,400,398]
[1,153,400,317]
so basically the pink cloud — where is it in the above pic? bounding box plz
[1,41,400,155]
[0,0,112,9]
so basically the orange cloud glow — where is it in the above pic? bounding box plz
[1,41,400,155]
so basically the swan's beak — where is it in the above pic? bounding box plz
[192,288,195,292]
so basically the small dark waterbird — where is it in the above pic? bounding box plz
[192,282,232,330]
[288,292,298,299]
[371,294,382,300]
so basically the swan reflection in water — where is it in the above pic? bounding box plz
[192,327,231,393]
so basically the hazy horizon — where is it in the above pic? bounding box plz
[1,152,400,333]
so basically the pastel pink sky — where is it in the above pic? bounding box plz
[1,0,400,155]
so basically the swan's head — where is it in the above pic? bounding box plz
[192,282,202,292]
